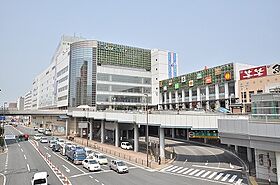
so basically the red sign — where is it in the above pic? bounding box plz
[239,66,267,80]
[205,76,212,84]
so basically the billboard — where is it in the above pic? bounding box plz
[168,52,178,78]
[239,66,267,80]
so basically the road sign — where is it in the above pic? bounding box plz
[0,116,5,121]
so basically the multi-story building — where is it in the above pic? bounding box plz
[218,92,280,183]
[159,63,253,111]
[29,36,176,110]
[238,63,280,112]
[17,96,24,111]
[24,90,32,110]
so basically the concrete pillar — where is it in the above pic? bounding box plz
[182,89,185,103]
[186,129,189,140]
[89,121,93,140]
[169,92,173,110]
[275,152,280,185]
[175,90,178,103]
[159,127,165,160]
[215,84,219,100]
[164,92,167,110]
[115,122,119,147]
[206,101,210,110]
[80,128,83,138]
[235,145,238,153]
[65,119,69,137]
[171,128,175,138]
[206,86,210,101]
[247,147,252,163]
[134,124,139,152]
[215,100,220,109]
[100,120,105,143]
[126,130,129,140]
[197,87,201,102]
[189,88,192,109]
[225,100,229,109]
[203,138,207,143]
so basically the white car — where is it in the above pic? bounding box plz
[38,128,45,133]
[31,171,49,185]
[34,134,43,141]
[82,159,101,171]
[94,153,108,165]
[49,140,57,148]
[121,142,133,150]
[109,160,128,173]
[57,138,65,146]
[40,137,48,143]
[85,147,95,158]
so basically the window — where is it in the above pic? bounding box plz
[249,91,254,102]
[257,90,263,94]
[241,92,247,103]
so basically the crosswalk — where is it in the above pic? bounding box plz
[160,165,246,184]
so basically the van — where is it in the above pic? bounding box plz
[31,172,48,185]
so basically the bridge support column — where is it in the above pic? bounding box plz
[186,129,189,140]
[171,128,175,138]
[115,122,119,147]
[65,119,69,137]
[275,152,280,185]
[100,120,105,144]
[235,145,238,153]
[247,147,252,163]
[134,124,139,152]
[89,120,93,140]
[159,127,165,161]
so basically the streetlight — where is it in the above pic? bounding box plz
[144,93,149,167]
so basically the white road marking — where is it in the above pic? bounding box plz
[46,153,51,158]
[214,173,224,180]
[229,175,237,183]
[172,166,183,173]
[183,159,188,164]
[18,144,20,147]
[21,149,23,152]
[89,176,93,178]
[183,168,194,174]
[235,179,243,185]
[221,174,231,181]
[70,170,111,178]
[0,173,6,185]
[201,171,211,178]
[161,165,174,171]
[62,165,70,173]
[205,160,208,165]
[27,164,30,172]
[95,179,99,182]
[189,169,200,176]
[208,172,218,179]
[166,166,179,172]
[24,155,27,160]
[44,146,49,150]
[177,168,188,174]
[195,170,205,177]
[192,164,242,172]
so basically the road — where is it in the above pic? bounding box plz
[1,124,247,185]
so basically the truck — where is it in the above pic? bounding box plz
[65,145,86,164]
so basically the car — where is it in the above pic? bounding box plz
[52,144,60,152]
[44,130,52,136]
[94,153,108,165]
[57,138,65,146]
[82,159,101,171]
[34,127,38,131]
[121,142,133,150]
[49,139,57,148]
[40,137,48,143]
[34,134,43,141]
[109,160,128,173]
[31,172,49,185]
[38,128,45,133]
[85,147,95,158]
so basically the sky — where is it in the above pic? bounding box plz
[0,0,280,105]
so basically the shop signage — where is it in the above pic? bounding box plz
[205,76,212,84]
[175,83,180,89]
[163,86,167,91]
[188,80,194,87]
[197,73,202,79]
[215,68,221,75]
[267,64,280,75]
[159,81,163,87]
[224,71,231,80]
[168,80,173,86]
[181,76,186,83]
[239,66,267,80]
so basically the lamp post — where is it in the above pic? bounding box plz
[144,93,149,167]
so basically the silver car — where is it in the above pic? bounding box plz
[109,160,128,173]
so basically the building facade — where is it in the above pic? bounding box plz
[24,90,32,110]
[17,96,24,111]
[238,63,280,112]
[159,63,253,111]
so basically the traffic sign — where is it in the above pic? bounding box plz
[0,116,5,121]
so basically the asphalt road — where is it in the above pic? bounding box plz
[2,124,247,185]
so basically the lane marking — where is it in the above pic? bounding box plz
[89,176,93,178]
[229,175,237,183]
[201,171,211,178]
[221,174,231,182]
[62,165,70,173]
[24,155,27,160]
[0,173,6,185]
[183,159,188,164]
[208,172,218,179]
[171,166,183,173]
[21,149,23,152]
[160,165,174,171]
[166,166,178,172]
[44,146,49,150]
[192,164,242,172]
[189,169,200,176]
[214,173,224,180]
[235,179,243,185]
[183,168,194,175]
[18,144,21,147]
[27,164,30,172]
[46,153,51,158]
[195,170,205,177]
[177,168,188,174]
[95,179,99,183]
[70,170,111,178]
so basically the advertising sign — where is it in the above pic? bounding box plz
[215,68,221,75]
[175,83,180,89]
[267,64,280,75]
[159,81,163,87]
[240,66,267,80]
[168,80,173,86]
[224,72,231,81]
[188,80,194,87]
[163,86,167,91]
[197,73,202,79]
[205,76,212,84]
[181,76,186,83]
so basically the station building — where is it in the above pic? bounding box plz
[159,63,253,111]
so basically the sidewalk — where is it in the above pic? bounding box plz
[69,137,168,169]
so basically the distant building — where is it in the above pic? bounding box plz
[24,90,32,110]
[8,102,17,110]
[17,96,24,111]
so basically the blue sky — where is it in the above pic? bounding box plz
[0,0,279,105]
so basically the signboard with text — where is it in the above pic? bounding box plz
[239,66,267,80]
[267,64,280,76]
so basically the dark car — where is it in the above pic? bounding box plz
[52,144,60,152]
